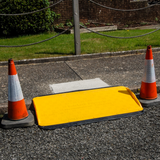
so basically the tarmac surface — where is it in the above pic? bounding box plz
[0,51,160,159]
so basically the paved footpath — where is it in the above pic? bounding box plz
[0,52,160,159]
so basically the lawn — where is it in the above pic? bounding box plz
[0,29,160,61]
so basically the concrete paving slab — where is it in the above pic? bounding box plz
[0,52,160,109]
[67,52,160,89]
[71,25,117,34]
[49,78,109,93]
[0,62,81,103]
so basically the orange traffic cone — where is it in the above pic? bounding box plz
[138,46,160,107]
[1,59,34,128]
[140,45,157,100]
[8,59,28,120]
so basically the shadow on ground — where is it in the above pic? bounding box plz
[135,43,160,47]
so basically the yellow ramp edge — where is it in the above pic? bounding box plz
[33,86,143,129]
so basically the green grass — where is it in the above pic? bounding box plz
[0,29,160,61]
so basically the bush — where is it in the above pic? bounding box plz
[0,0,57,36]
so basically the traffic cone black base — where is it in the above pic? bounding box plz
[0,59,35,129]
[137,94,160,107]
[1,110,34,129]
[138,45,160,107]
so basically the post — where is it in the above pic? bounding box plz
[73,0,81,55]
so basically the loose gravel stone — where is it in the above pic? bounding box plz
[0,106,160,159]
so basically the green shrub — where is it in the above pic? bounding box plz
[0,0,57,36]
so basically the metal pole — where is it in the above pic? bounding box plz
[73,0,81,55]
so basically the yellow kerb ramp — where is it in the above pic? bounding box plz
[33,86,143,129]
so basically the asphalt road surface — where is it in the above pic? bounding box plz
[0,105,160,159]
[0,53,160,159]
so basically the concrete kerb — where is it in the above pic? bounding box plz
[0,47,160,66]
[0,86,160,115]
[0,48,160,115]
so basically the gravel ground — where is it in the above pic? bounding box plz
[0,53,160,159]
[0,106,160,160]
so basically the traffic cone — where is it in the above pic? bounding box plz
[138,46,160,107]
[140,45,157,99]
[8,59,28,120]
[1,59,34,128]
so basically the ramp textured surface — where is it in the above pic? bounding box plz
[33,86,143,129]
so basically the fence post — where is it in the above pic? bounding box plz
[73,0,81,55]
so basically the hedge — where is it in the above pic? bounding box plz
[0,0,56,36]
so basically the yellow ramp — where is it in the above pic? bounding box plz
[33,86,143,129]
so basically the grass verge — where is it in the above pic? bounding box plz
[0,29,160,61]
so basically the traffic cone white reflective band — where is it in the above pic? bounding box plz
[8,74,24,102]
[142,59,156,83]
[1,59,34,129]
[8,59,28,120]
[140,46,157,100]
